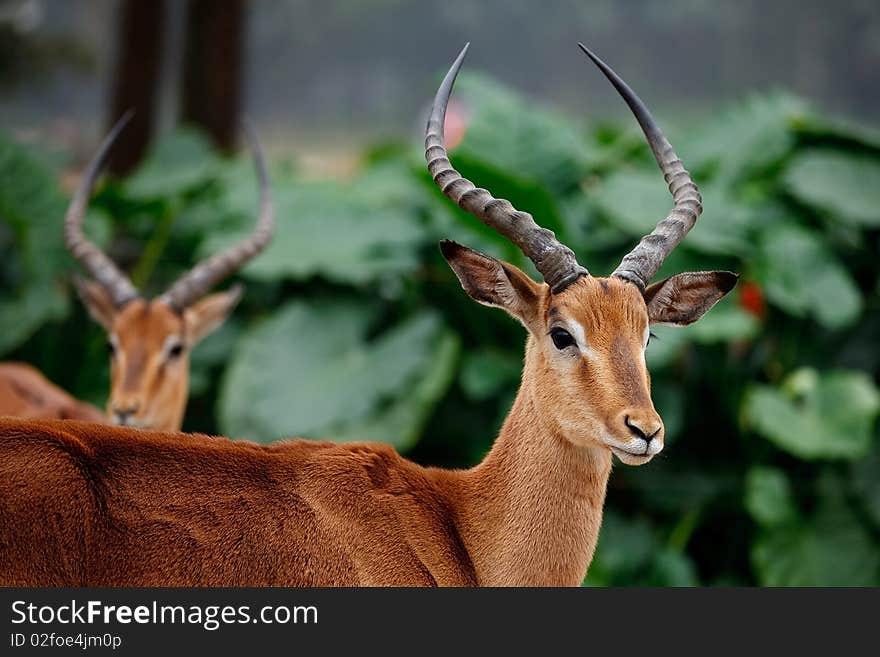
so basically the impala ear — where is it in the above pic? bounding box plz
[440,240,542,329]
[183,285,244,345]
[643,271,738,326]
[72,276,119,330]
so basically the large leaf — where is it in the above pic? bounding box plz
[592,172,753,256]
[459,348,521,402]
[0,135,71,353]
[686,295,760,344]
[455,73,596,196]
[587,511,656,579]
[744,369,880,460]
[585,511,699,586]
[752,474,880,586]
[125,128,220,200]
[744,466,797,528]
[683,92,807,183]
[324,332,460,452]
[200,175,426,286]
[784,150,880,228]
[754,223,862,329]
[218,301,458,450]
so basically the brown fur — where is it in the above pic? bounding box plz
[0,363,105,423]
[0,250,733,587]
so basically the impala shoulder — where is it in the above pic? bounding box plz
[0,418,98,458]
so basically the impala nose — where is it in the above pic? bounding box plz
[113,403,140,426]
[624,413,663,450]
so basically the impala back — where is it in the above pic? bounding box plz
[0,418,475,586]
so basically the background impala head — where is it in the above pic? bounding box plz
[66,114,274,431]
[427,44,737,465]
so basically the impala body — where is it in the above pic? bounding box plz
[0,117,274,431]
[0,45,735,587]
[0,363,104,423]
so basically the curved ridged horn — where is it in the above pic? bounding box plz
[64,111,140,308]
[578,43,702,290]
[160,122,274,311]
[426,44,588,293]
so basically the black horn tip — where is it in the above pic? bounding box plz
[226,282,246,305]
[438,239,466,260]
[576,42,627,94]
[107,109,136,140]
[442,43,470,89]
[716,270,739,294]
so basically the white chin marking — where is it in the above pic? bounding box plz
[611,448,654,466]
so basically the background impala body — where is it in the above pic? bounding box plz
[0,45,735,587]
[0,363,105,423]
[0,116,274,432]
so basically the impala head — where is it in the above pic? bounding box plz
[66,114,274,431]
[428,44,737,465]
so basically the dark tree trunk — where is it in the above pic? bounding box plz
[180,0,245,153]
[107,0,166,176]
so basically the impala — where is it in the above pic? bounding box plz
[0,116,274,431]
[0,44,735,587]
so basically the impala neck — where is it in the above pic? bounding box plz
[455,339,613,586]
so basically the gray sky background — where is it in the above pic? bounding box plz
[2,0,878,162]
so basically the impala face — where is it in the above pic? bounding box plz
[76,280,242,431]
[441,240,736,465]
[537,276,661,465]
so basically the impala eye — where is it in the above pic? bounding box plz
[107,340,116,357]
[167,342,185,360]
[549,327,576,350]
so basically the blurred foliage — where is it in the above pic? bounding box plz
[2,73,879,586]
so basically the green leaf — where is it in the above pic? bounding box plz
[125,128,220,200]
[686,295,760,344]
[588,511,657,578]
[200,177,426,286]
[188,320,243,397]
[752,474,880,585]
[646,549,699,587]
[651,383,684,444]
[325,332,460,452]
[592,172,752,256]
[0,135,72,353]
[784,150,880,227]
[460,348,521,401]
[744,369,880,460]
[744,466,797,528]
[218,301,457,450]
[754,223,862,329]
[455,73,595,196]
[851,442,880,529]
[645,324,689,369]
[683,92,807,183]
[796,114,880,152]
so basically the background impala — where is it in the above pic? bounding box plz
[0,115,274,431]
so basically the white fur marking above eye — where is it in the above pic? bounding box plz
[566,320,595,358]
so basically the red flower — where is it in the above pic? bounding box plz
[739,281,766,319]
